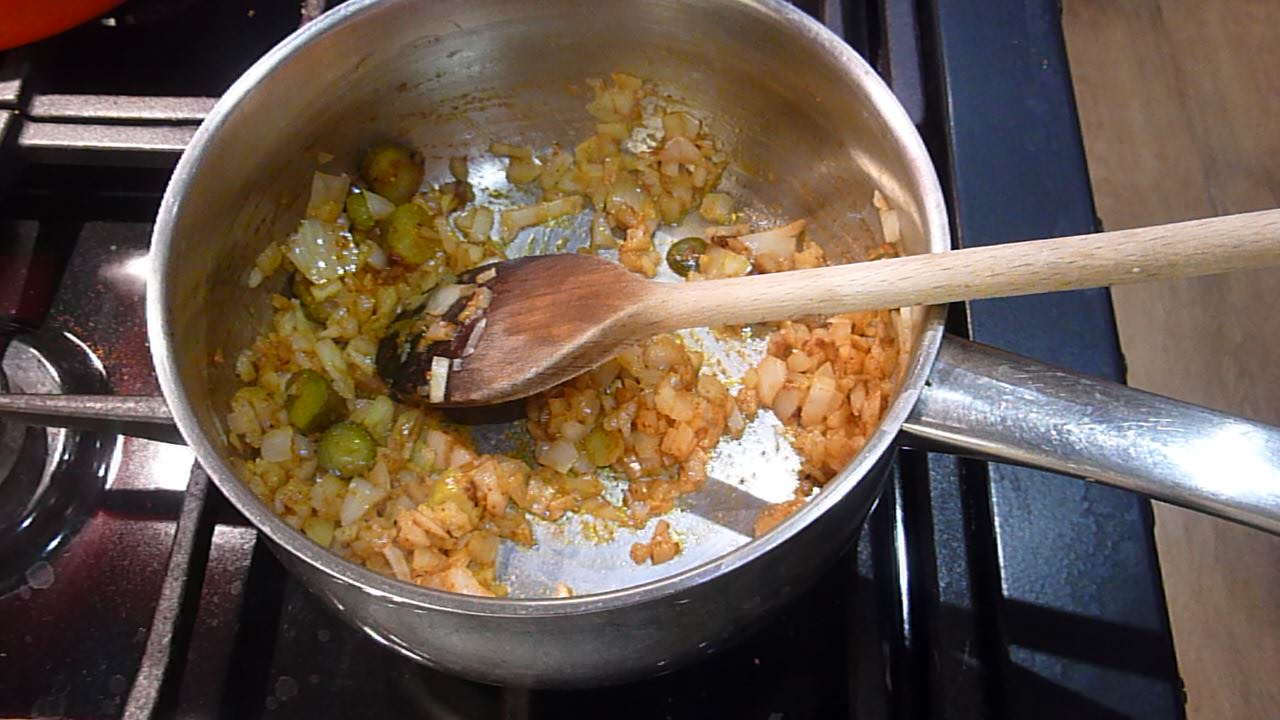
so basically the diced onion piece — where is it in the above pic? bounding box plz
[591,212,616,248]
[294,433,315,458]
[429,355,449,403]
[249,243,283,288]
[449,156,469,182]
[536,439,578,474]
[872,189,902,246]
[351,395,395,440]
[738,219,806,261]
[498,195,585,241]
[435,565,495,597]
[475,267,497,284]
[472,207,495,240]
[365,242,388,270]
[704,223,751,240]
[306,172,350,222]
[698,193,734,224]
[286,218,363,284]
[661,111,701,139]
[302,517,335,547]
[424,283,475,316]
[314,338,354,398]
[801,374,840,427]
[310,280,343,301]
[756,356,787,406]
[260,426,294,462]
[362,190,396,221]
[606,179,646,216]
[507,158,542,184]
[461,318,487,357]
[383,546,412,581]
[698,245,751,279]
[772,385,805,423]
[657,135,701,164]
[340,477,387,527]
[489,142,533,160]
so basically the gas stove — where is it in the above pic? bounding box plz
[0,1,1185,718]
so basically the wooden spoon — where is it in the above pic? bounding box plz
[380,209,1280,407]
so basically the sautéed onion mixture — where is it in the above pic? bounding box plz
[227,73,908,597]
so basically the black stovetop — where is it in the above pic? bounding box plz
[0,1,1185,718]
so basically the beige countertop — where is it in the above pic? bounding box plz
[1062,1,1280,716]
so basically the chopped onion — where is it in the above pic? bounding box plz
[294,433,315,458]
[306,172,350,222]
[310,279,343,300]
[698,193,734,224]
[507,158,542,184]
[286,218,362,284]
[248,244,283,288]
[435,565,495,597]
[383,546,412,581]
[738,219,806,260]
[425,283,475,316]
[536,439,578,474]
[703,223,751,240]
[873,189,901,246]
[449,443,476,469]
[449,156,469,182]
[772,385,806,423]
[340,477,387,527]
[489,142,533,160]
[661,111,701,139]
[425,429,452,462]
[429,355,449,403]
[365,242,388,270]
[657,135,701,164]
[454,206,494,243]
[756,356,787,406]
[699,245,751,279]
[498,195,585,241]
[352,395,395,440]
[606,179,646,215]
[461,318,487,357]
[800,374,840,427]
[475,267,497,285]
[726,403,746,436]
[591,212,617,248]
[314,338,355,399]
[560,420,590,443]
[362,190,396,221]
[260,426,293,462]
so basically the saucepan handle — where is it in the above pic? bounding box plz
[0,393,182,444]
[902,335,1280,536]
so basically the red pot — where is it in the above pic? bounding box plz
[0,0,126,50]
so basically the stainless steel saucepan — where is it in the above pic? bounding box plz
[3,0,1279,687]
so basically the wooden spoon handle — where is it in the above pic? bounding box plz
[652,208,1280,330]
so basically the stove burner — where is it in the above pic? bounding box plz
[0,330,114,595]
